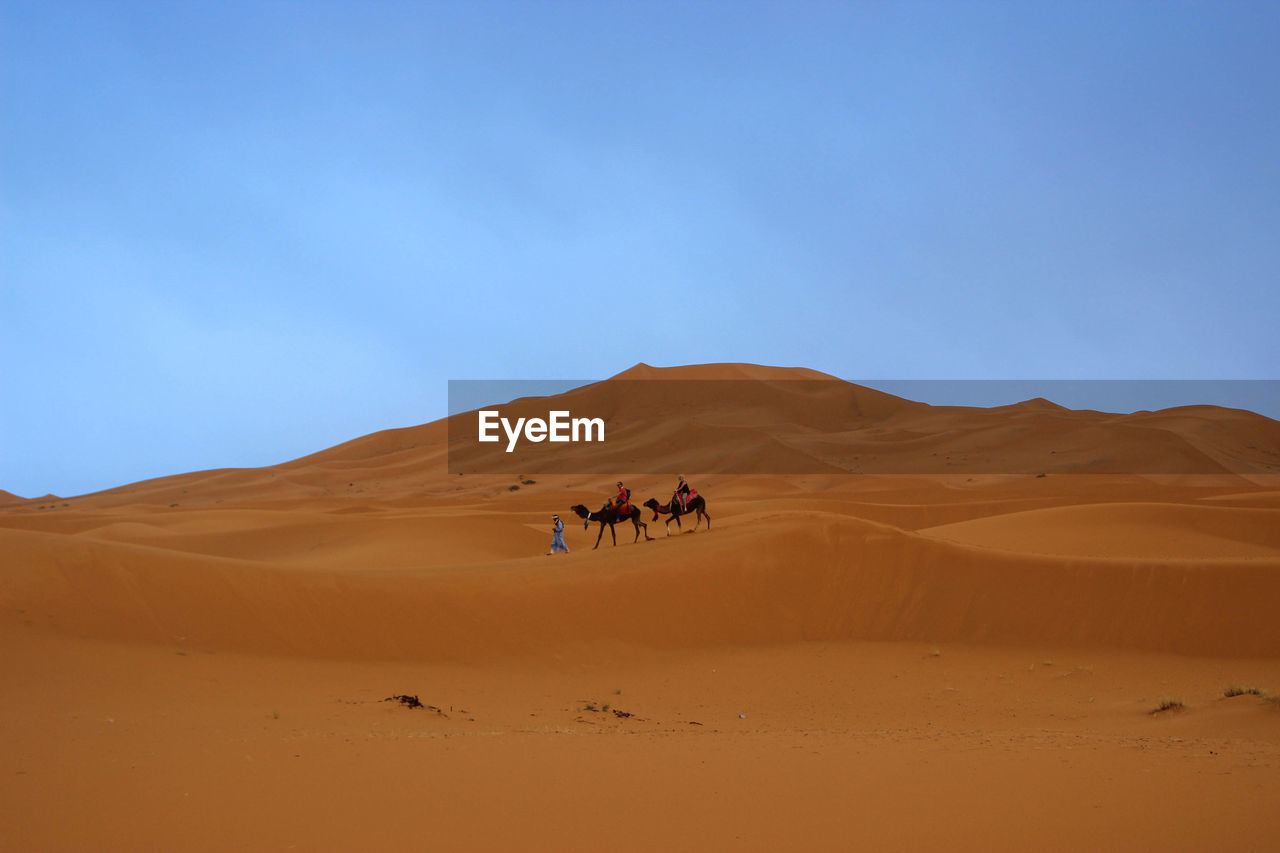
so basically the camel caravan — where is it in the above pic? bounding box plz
[569,476,711,549]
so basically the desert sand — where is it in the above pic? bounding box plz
[3,364,1279,851]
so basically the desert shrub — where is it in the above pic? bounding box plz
[1222,685,1265,698]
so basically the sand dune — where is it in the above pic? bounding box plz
[446,364,1280,476]
[5,500,1279,662]
[4,361,1278,660]
[3,363,1279,850]
[920,502,1280,558]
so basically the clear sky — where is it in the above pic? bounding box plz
[3,0,1278,498]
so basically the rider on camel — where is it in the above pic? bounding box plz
[611,481,631,515]
[674,475,691,511]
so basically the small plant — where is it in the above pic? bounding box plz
[1223,685,1265,698]
[1151,697,1185,714]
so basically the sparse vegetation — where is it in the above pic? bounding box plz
[1152,697,1185,714]
[1222,685,1266,698]
[580,700,638,720]
[1222,686,1278,707]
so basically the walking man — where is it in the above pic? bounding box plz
[547,514,569,555]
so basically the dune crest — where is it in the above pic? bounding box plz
[608,361,844,381]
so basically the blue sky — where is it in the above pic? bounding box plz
[3,0,1278,498]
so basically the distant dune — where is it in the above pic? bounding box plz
[17,362,1273,513]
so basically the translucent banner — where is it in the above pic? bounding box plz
[446,379,1280,475]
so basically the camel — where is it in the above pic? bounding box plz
[643,494,711,535]
[569,501,653,549]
